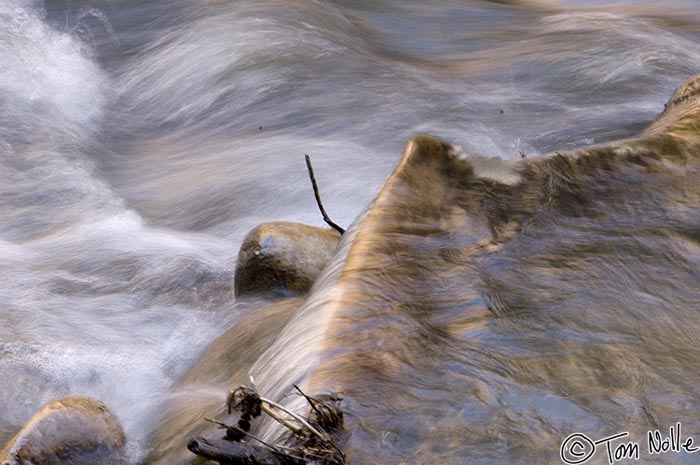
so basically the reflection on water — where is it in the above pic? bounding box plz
[2,0,700,463]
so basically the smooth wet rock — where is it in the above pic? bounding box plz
[1,397,125,465]
[150,74,700,465]
[145,297,302,465]
[234,221,341,297]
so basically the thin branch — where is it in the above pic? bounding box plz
[188,437,304,465]
[204,417,229,429]
[304,154,345,235]
[205,418,317,463]
[294,384,322,418]
[259,396,328,441]
[259,402,305,436]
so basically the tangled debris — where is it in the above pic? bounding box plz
[188,379,345,465]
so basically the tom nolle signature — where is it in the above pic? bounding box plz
[560,423,698,464]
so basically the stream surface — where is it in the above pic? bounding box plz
[2,0,700,463]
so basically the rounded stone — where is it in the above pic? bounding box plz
[1,397,125,465]
[234,222,341,297]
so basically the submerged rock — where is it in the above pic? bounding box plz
[150,73,700,465]
[145,297,303,465]
[234,222,341,297]
[1,397,125,465]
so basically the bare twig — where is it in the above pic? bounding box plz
[259,396,327,441]
[195,382,346,465]
[205,417,230,429]
[304,154,345,235]
[206,419,278,452]
[294,384,322,418]
[188,437,304,465]
[205,418,322,463]
[260,402,305,436]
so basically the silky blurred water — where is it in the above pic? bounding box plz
[2,0,700,463]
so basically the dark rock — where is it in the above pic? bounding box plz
[234,222,341,297]
[1,397,125,465]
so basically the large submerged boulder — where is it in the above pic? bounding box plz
[234,222,341,297]
[145,297,303,465]
[151,73,700,465]
[1,397,125,465]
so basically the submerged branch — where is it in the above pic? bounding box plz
[190,382,345,465]
[259,397,327,441]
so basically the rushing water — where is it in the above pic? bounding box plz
[2,0,700,463]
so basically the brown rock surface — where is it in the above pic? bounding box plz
[234,222,341,297]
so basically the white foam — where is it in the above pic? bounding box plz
[0,0,108,126]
